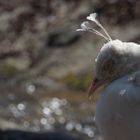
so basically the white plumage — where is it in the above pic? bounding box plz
[77,12,140,140]
[96,71,140,140]
[90,40,140,140]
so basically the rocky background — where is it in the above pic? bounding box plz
[0,0,139,140]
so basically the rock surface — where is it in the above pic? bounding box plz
[0,129,83,140]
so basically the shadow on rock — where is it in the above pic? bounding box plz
[0,129,83,140]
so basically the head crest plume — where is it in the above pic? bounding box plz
[77,13,112,42]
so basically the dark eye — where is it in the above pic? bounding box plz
[103,59,115,73]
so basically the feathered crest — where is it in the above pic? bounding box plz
[77,13,112,42]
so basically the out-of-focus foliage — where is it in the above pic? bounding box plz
[0,0,139,87]
[61,73,93,91]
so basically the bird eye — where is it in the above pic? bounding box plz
[103,59,114,73]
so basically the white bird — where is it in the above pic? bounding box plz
[88,40,140,140]
[88,39,140,97]
[77,12,140,140]
[95,71,140,140]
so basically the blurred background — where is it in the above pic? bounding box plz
[0,0,139,140]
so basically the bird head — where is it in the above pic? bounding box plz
[77,12,140,98]
[88,39,140,97]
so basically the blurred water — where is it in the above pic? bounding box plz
[0,82,98,140]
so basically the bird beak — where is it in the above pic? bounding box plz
[88,78,104,98]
